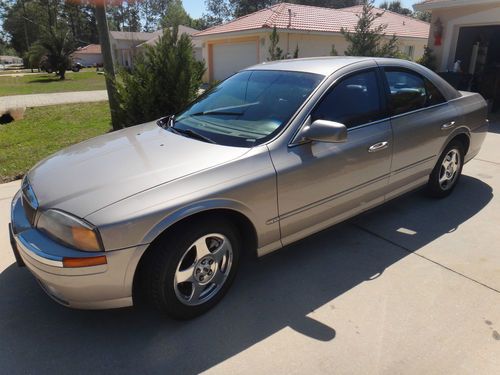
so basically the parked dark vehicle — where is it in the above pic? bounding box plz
[10,57,489,319]
[39,56,82,73]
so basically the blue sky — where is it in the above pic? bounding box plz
[183,0,419,19]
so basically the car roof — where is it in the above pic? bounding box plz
[246,56,416,76]
[245,56,373,76]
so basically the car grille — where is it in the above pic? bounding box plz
[22,191,37,227]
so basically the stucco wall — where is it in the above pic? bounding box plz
[198,30,427,82]
[427,3,500,71]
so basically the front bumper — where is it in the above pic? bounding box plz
[9,189,148,309]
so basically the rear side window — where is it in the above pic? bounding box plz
[425,79,446,106]
[385,70,426,115]
[385,69,447,116]
[312,70,382,128]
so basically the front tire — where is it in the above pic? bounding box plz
[426,140,465,198]
[141,218,241,319]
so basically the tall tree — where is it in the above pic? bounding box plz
[95,1,121,130]
[203,0,231,26]
[379,1,412,16]
[38,25,77,79]
[161,0,191,28]
[342,0,399,57]
[229,0,276,18]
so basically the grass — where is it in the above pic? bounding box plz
[0,102,111,182]
[0,70,106,96]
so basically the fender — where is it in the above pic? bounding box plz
[141,198,259,246]
[437,125,471,160]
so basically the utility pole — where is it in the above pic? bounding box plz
[94,2,122,131]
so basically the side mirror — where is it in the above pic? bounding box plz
[301,119,347,143]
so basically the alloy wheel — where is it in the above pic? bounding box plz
[173,233,233,306]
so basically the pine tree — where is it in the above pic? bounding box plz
[114,26,205,127]
[342,0,400,58]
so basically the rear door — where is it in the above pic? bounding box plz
[381,67,459,198]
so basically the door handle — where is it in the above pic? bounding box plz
[441,121,456,130]
[368,141,389,153]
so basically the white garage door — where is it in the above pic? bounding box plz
[213,41,258,81]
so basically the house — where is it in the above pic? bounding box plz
[109,25,202,68]
[414,0,500,110]
[72,44,103,67]
[194,2,430,82]
[0,55,23,67]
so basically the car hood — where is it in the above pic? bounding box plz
[27,122,250,217]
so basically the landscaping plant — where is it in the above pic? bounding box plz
[342,0,400,58]
[114,26,205,127]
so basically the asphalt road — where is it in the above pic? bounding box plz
[0,126,499,374]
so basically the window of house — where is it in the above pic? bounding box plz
[311,70,382,128]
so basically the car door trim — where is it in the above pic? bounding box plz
[390,155,436,176]
[266,172,390,224]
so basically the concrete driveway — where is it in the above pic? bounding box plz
[0,128,499,374]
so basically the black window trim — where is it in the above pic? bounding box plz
[380,66,449,119]
[300,67,389,137]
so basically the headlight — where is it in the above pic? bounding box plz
[37,209,103,252]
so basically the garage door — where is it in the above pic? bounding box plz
[212,41,258,81]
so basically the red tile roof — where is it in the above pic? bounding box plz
[75,44,101,54]
[195,2,430,39]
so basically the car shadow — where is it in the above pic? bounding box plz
[0,176,493,374]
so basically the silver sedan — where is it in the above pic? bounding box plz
[9,57,489,319]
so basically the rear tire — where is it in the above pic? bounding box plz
[426,140,465,198]
[141,218,241,319]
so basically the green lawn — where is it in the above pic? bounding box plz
[0,102,111,182]
[0,70,106,96]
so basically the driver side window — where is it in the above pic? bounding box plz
[311,70,383,129]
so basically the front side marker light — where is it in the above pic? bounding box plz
[63,256,107,268]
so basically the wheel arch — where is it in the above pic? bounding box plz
[439,128,471,158]
[132,203,259,302]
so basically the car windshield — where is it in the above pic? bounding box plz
[171,70,324,147]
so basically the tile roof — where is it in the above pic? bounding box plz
[74,44,101,54]
[138,25,201,47]
[110,30,162,41]
[195,2,430,39]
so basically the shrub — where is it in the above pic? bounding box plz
[114,27,205,127]
[417,46,437,71]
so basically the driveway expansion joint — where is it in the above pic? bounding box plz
[351,222,500,295]
[475,158,500,166]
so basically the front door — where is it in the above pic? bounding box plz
[269,69,393,245]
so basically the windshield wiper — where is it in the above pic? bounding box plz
[170,127,216,144]
[191,110,243,116]
[157,115,175,129]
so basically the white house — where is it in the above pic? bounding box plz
[414,0,500,110]
[72,44,103,67]
[109,25,202,68]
